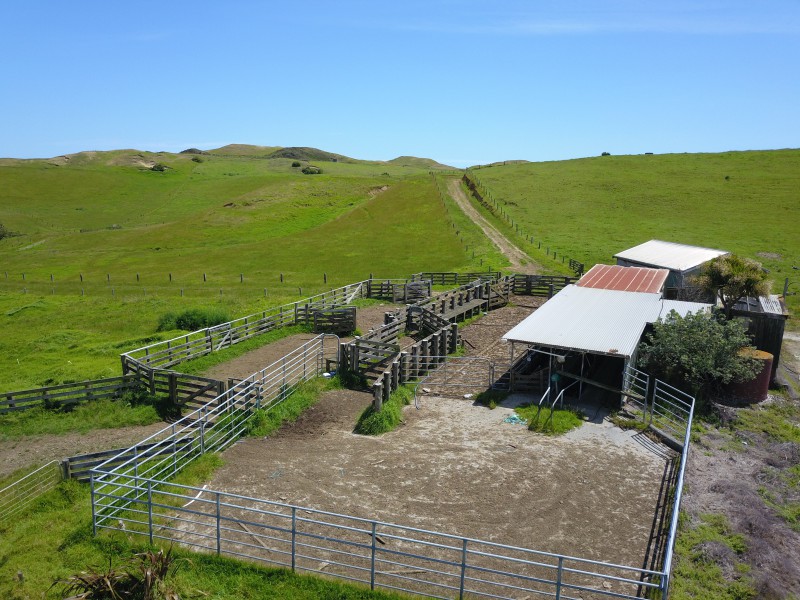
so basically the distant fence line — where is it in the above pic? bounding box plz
[462,170,585,277]
[1,270,353,286]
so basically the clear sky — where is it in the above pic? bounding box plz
[1,1,798,167]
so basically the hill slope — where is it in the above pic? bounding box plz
[466,149,800,314]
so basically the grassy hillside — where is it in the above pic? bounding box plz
[0,150,502,389]
[467,149,800,316]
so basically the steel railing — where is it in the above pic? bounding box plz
[0,461,63,522]
[91,476,664,600]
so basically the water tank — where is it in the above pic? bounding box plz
[726,349,773,404]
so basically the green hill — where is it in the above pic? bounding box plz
[385,156,456,170]
[0,148,502,389]
[465,149,800,315]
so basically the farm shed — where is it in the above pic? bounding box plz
[577,263,669,294]
[731,294,789,384]
[502,282,710,405]
[613,239,728,298]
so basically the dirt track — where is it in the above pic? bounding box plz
[448,178,539,274]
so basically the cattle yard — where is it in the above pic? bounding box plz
[3,273,693,599]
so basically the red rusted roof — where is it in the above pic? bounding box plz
[577,264,668,294]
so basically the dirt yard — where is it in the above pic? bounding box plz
[202,302,401,381]
[204,299,673,576]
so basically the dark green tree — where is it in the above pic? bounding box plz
[694,254,771,319]
[637,310,760,409]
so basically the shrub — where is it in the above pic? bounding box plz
[601,152,611,156]
[151,163,167,172]
[637,310,760,410]
[301,165,322,175]
[191,156,204,163]
[291,161,302,167]
[157,307,231,332]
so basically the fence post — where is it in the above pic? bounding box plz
[216,492,221,555]
[90,475,97,536]
[450,323,459,354]
[459,538,468,599]
[373,381,383,411]
[169,372,178,404]
[370,521,377,590]
[147,481,153,545]
[383,371,391,401]
[556,556,564,600]
[399,351,409,384]
[391,360,399,391]
[292,506,297,571]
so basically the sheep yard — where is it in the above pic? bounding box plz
[168,300,676,598]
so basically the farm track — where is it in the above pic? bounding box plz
[447,178,539,274]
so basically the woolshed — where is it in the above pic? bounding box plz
[503,264,711,406]
[613,239,728,299]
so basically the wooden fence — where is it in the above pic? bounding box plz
[312,307,357,334]
[120,278,420,372]
[412,272,500,286]
[508,274,577,297]
[372,322,459,408]
[1,375,139,414]
[392,280,432,303]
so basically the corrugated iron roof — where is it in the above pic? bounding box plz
[577,264,668,294]
[613,240,728,272]
[502,285,711,358]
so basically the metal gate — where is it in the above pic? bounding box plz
[412,356,510,407]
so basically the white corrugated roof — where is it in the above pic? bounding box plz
[614,240,728,272]
[502,285,710,358]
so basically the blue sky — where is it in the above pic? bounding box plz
[1,1,798,166]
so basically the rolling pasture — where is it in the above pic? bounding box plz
[0,148,506,390]
[467,149,800,316]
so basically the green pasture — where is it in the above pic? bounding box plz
[468,149,800,314]
[0,152,498,390]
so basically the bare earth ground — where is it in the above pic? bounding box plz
[0,421,166,479]
[202,301,672,589]
[202,303,401,381]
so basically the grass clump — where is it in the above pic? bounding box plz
[157,307,231,332]
[671,512,755,599]
[354,385,414,435]
[609,412,648,431]
[245,376,342,437]
[516,404,584,436]
[734,400,800,444]
[475,389,508,409]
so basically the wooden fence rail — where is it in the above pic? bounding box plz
[312,307,357,334]
[508,274,577,297]
[1,376,139,414]
[120,278,416,372]
[411,272,501,286]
